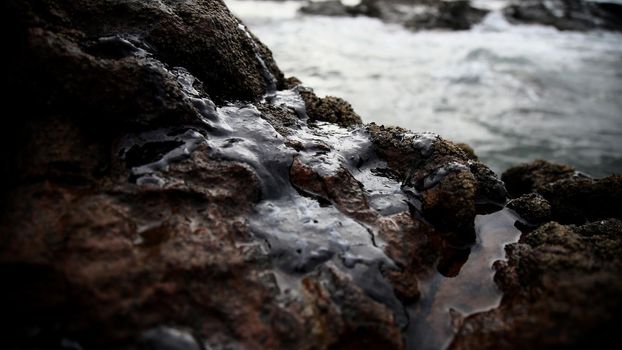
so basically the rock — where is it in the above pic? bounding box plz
[456,143,478,161]
[502,160,622,225]
[299,89,363,127]
[3,0,620,349]
[402,0,489,31]
[300,0,489,31]
[300,0,353,17]
[502,160,576,197]
[4,0,505,347]
[301,0,622,32]
[2,0,414,348]
[450,219,622,349]
[507,193,552,224]
[539,174,622,224]
[367,124,507,238]
[502,0,622,31]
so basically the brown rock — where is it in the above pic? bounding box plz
[540,174,622,224]
[507,193,552,224]
[502,160,622,225]
[450,219,622,350]
[300,90,363,128]
[501,160,575,198]
[2,0,414,349]
[367,123,507,237]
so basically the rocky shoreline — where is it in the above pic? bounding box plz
[300,0,622,31]
[1,0,621,349]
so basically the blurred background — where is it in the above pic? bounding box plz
[225,0,622,176]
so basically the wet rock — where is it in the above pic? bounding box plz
[506,193,551,224]
[2,0,413,348]
[300,265,405,349]
[502,0,622,31]
[140,327,202,350]
[3,0,468,345]
[290,157,372,218]
[367,124,507,237]
[5,0,616,349]
[299,90,363,127]
[450,219,622,349]
[502,160,622,225]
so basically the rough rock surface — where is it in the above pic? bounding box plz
[1,0,509,349]
[448,161,622,349]
[503,160,622,224]
[2,0,621,349]
[367,124,507,237]
[507,193,551,224]
[299,90,363,127]
[450,219,622,349]
[501,159,576,197]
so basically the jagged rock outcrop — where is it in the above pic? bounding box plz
[450,219,622,349]
[502,160,622,224]
[449,160,622,349]
[1,0,507,349]
[2,0,621,350]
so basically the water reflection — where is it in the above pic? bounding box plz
[406,208,521,350]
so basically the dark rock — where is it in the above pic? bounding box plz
[503,0,622,31]
[299,89,363,127]
[456,143,478,161]
[502,160,576,198]
[502,160,622,225]
[507,193,552,224]
[300,0,354,16]
[5,0,285,108]
[3,0,620,349]
[450,219,622,349]
[300,0,489,31]
[367,123,507,238]
[403,0,489,31]
[539,174,622,224]
[4,0,488,347]
[1,0,409,348]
